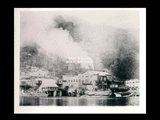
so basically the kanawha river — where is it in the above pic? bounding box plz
[20,96,139,106]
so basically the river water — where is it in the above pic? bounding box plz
[20,96,139,106]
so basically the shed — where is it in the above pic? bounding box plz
[36,79,58,91]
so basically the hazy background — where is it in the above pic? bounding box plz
[20,10,139,80]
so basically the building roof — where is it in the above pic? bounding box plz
[36,79,58,91]
[27,69,49,76]
[20,76,31,80]
[20,79,37,86]
[125,79,139,82]
[84,70,111,76]
[98,72,111,76]
[62,70,112,80]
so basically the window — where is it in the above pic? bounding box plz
[76,80,78,82]
[104,77,106,81]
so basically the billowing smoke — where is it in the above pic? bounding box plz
[101,28,139,80]
[20,11,139,80]
[20,12,94,70]
[53,15,115,69]
[53,14,139,79]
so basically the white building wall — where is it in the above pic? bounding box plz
[125,79,139,88]
[62,71,112,89]
[62,75,80,88]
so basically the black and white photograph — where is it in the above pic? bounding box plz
[14,8,146,113]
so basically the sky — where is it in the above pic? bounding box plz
[20,8,140,28]
[59,10,139,28]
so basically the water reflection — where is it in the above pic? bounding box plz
[20,97,139,106]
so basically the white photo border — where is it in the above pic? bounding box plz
[14,8,146,114]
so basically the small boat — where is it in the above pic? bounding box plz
[120,92,131,96]
[85,90,110,96]
[114,93,122,97]
[122,93,134,97]
[85,91,95,96]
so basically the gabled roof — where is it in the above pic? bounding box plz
[35,79,58,90]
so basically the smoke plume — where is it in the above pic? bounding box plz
[20,12,94,70]
[20,11,139,79]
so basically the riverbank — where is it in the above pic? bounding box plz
[20,89,139,97]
